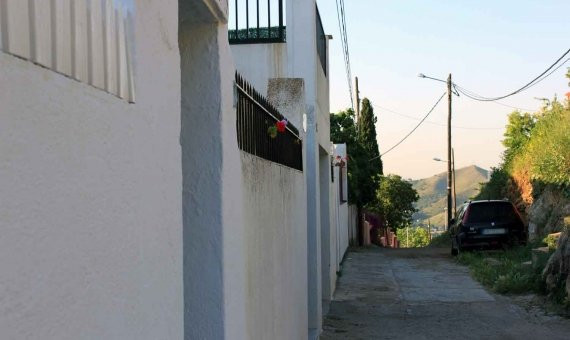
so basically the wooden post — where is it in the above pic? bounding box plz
[446,74,453,229]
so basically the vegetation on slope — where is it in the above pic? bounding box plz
[474,69,570,224]
[412,165,489,228]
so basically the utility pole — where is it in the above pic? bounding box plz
[354,76,361,124]
[428,220,431,241]
[446,74,453,229]
[452,148,457,218]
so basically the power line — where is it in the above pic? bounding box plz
[335,0,354,110]
[454,48,570,102]
[373,104,504,130]
[371,92,446,160]
[455,57,570,103]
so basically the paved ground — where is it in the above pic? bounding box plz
[321,247,570,339]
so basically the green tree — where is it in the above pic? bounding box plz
[396,227,430,248]
[330,99,383,207]
[502,111,535,167]
[356,98,383,206]
[371,175,419,229]
[474,167,509,200]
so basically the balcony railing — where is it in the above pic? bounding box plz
[229,0,286,44]
[316,6,327,75]
[235,73,303,171]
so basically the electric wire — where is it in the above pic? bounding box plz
[373,104,504,130]
[453,48,570,102]
[454,57,570,103]
[371,92,446,160]
[335,0,354,110]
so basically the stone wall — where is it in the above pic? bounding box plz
[528,185,570,238]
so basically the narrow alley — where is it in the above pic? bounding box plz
[322,247,570,339]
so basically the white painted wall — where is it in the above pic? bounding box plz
[0,1,182,339]
[320,148,334,312]
[0,0,136,101]
[231,43,287,96]
[229,1,333,337]
[179,1,248,339]
[323,144,349,303]
[333,144,349,265]
[348,204,359,246]
[241,153,308,340]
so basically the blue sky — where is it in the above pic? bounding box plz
[317,0,570,179]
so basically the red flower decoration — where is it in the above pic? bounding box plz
[565,92,570,99]
[276,119,288,133]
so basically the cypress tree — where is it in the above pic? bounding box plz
[356,98,383,206]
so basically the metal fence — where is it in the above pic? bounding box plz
[316,6,327,75]
[229,0,286,44]
[235,73,303,171]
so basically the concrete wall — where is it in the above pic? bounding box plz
[333,144,349,265]
[0,0,136,102]
[322,144,350,305]
[229,1,333,337]
[321,148,335,312]
[239,78,308,340]
[348,205,359,246]
[241,153,308,340]
[179,0,247,339]
[231,43,287,96]
[0,1,183,339]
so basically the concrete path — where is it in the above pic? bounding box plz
[321,247,570,339]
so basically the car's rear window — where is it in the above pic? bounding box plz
[465,202,519,224]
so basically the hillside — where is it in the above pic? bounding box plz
[412,165,489,228]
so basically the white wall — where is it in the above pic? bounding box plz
[0,0,136,102]
[241,153,308,340]
[179,1,248,339]
[231,43,287,96]
[333,144,349,264]
[0,1,183,339]
[229,1,332,337]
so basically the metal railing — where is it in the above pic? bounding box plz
[235,73,303,171]
[229,0,286,44]
[316,6,327,75]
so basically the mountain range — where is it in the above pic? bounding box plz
[411,165,489,228]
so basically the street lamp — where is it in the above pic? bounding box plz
[420,73,454,229]
[433,149,457,219]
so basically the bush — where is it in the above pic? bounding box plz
[456,243,548,295]
[429,231,450,247]
[513,102,570,187]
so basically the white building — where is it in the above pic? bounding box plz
[1,0,349,338]
[229,0,343,337]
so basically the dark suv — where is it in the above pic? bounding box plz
[450,200,526,255]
